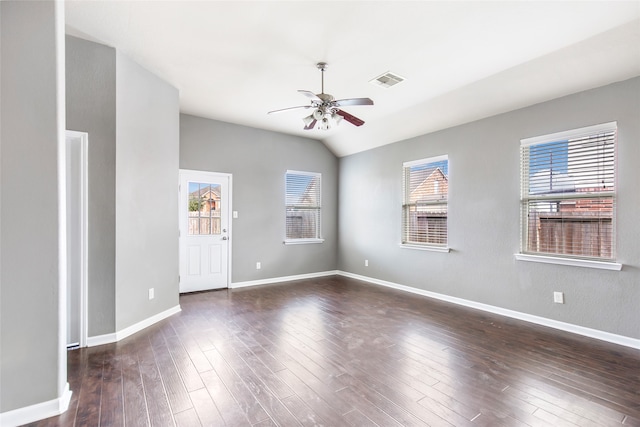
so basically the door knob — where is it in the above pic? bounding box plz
[222,236,228,240]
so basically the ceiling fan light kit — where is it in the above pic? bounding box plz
[268,62,373,131]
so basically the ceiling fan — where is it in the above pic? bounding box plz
[268,62,374,130]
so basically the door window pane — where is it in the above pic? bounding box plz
[188,182,221,235]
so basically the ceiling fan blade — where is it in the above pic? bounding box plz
[336,109,365,127]
[334,98,374,107]
[268,105,311,114]
[303,119,317,130]
[298,90,322,102]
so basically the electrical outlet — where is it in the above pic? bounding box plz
[149,288,155,300]
[553,291,564,304]
[365,259,369,267]
[256,262,261,270]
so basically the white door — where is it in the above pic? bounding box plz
[66,131,88,348]
[179,170,231,292]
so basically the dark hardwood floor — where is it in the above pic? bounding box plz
[28,276,640,426]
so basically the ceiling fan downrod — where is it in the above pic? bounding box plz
[317,62,327,94]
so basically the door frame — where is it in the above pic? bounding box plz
[179,169,233,290]
[65,130,88,348]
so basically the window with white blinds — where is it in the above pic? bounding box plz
[285,170,322,243]
[402,155,449,248]
[520,122,616,261]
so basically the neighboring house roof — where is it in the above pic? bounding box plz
[190,185,221,200]
[409,167,447,190]
[410,168,448,203]
[288,177,320,207]
[299,179,319,206]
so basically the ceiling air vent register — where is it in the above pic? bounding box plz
[370,72,405,88]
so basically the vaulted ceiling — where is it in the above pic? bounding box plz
[65,1,640,157]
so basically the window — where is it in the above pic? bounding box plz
[187,182,221,235]
[285,170,323,243]
[402,155,449,249]
[520,122,617,263]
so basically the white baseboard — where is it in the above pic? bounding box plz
[87,332,118,347]
[231,270,339,289]
[337,271,640,350]
[87,305,181,347]
[116,305,182,342]
[0,383,72,427]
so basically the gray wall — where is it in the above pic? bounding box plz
[180,114,338,283]
[66,35,116,336]
[65,39,180,335]
[1,0,65,413]
[338,77,640,340]
[115,52,180,330]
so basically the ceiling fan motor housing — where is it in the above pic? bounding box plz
[317,93,334,102]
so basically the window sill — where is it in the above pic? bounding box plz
[284,238,325,245]
[515,253,622,271]
[400,244,450,253]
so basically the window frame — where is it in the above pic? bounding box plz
[516,122,621,270]
[284,170,324,245]
[401,155,450,252]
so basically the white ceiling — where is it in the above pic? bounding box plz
[65,1,640,157]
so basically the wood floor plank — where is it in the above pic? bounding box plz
[164,334,206,392]
[503,384,607,427]
[251,417,278,427]
[215,345,301,426]
[229,321,288,373]
[623,414,640,426]
[275,367,351,426]
[335,386,407,427]
[188,387,225,426]
[416,378,479,421]
[277,355,354,416]
[342,408,379,427]
[471,411,529,427]
[235,346,295,399]
[199,368,252,426]
[181,335,215,373]
[280,394,330,427]
[151,337,193,415]
[510,378,629,425]
[173,408,201,427]
[99,348,124,426]
[73,349,105,426]
[203,347,270,425]
[137,337,175,427]
[29,276,640,427]
[120,342,151,427]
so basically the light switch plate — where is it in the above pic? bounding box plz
[553,291,564,304]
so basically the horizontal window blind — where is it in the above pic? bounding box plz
[285,171,321,240]
[520,122,616,260]
[402,156,448,246]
